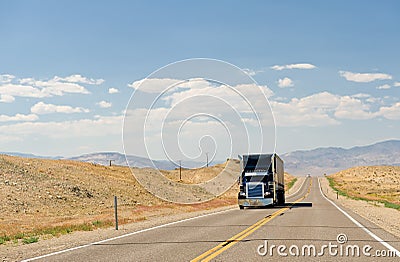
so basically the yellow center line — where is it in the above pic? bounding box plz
[191,179,312,262]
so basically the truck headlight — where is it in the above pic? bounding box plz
[264,191,271,197]
[239,192,246,197]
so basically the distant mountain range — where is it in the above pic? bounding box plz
[68,152,180,170]
[282,140,400,176]
[2,140,400,174]
[68,152,210,170]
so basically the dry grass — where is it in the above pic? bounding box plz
[329,166,400,207]
[162,161,237,184]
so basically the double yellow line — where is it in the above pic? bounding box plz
[191,179,312,262]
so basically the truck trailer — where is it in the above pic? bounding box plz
[238,154,285,209]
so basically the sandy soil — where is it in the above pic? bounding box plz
[329,166,400,204]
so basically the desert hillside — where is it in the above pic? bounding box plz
[329,166,400,206]
[0,155,296,244]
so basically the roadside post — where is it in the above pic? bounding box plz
[114,196,118,230]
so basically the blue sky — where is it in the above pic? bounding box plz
[0,1,399,159]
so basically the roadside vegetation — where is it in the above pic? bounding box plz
[0,220,115,245]
[287,177,297,191]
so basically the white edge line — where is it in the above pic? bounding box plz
[318,177,400,257]
[21,208,236,262]
[286,176,307,198]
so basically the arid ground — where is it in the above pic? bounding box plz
[0,154,295,246]
[328,165,400,206]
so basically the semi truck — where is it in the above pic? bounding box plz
[238,154,285,209]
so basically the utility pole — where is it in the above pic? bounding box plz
[206,152,209,167]
[179,160,182,181]
[108,160,115,167]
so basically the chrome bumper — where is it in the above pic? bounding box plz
[238,198,274,207]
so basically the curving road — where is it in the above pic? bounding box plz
[25,177,400,261]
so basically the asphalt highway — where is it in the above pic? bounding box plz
[26,177,400,261]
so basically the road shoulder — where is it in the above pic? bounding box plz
[319,176,400,239]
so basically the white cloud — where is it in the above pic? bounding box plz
[334,96,375,120]
[0,83,48,98]
[269,92,379,126]
[0,75,92,99]
[0,113,38,122]
[97,101,112,108]
[0,115,123,138]
[270,63,316,71]
[376,84,391,90]
[108,87,119,94]
[339,71,392,83]
[53,74,104,85]
[0,73,107,102]
[277,77,294,88]
[126,76,399,131]
[0,94,15,103]
[31,102,90,114]
[0,74,15,83]
[33,80,91,96]
[394,82,400,87]
[351,93,371,99]
[378,102,400,120]
[242,68,262,76]
[128,78,182,93]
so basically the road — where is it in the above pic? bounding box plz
[25,177,400,261]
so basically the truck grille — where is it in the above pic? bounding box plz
[247,184,263,198]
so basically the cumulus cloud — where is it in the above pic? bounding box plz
[394,82,400,87]
[108,87,119,94]
[242,68,262,76]
[270,63,316,71]
[277,77,294,88]
[128,78,182,93]
[334,96,376,120]
[351,93,371,99]
[53,74,104,85]
[0,74,15,83]
[339,71,392,82]
[0,83,48,98]
[0,94,15,103]
[378,102,400,120]
[97,101,112,108]
[31,102,90,114]
[126,77,400,130]
[0,113,38,122]
[269,92,380,126]
[0,115,123,138]
[0,74,96,100]
[376,84,391,90]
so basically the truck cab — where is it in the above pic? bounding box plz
[238,154,285,209]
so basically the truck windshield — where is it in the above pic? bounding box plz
[243,155,272,172]
[245,175,269,183]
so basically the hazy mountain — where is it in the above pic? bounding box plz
[0,152,61,159]
[3,140,400,173]
[67,152,206,170]
[282,140,400,176]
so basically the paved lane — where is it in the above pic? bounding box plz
[25,177,399,261]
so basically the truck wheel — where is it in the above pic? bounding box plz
[277,192,285,205]
[239,205,244,210]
